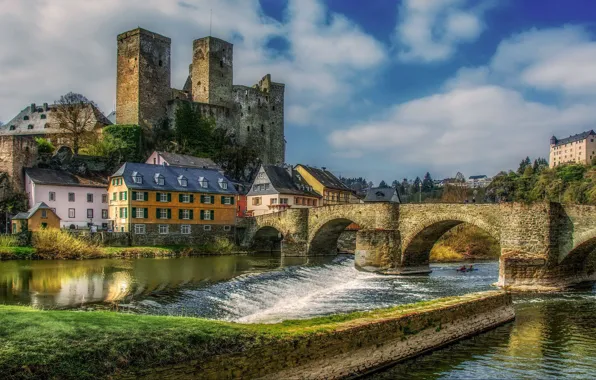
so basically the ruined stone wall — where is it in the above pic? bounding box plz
[191,37,233,107]
[125,291,514,380]
[0,135,38,191]
[116,28,171,129]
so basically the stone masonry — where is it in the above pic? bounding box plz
[242,202,596,291]
[116,28,285,165]
[0,135,38,191]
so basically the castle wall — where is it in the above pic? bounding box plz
[191,37,233,107]
[0,135,38,192]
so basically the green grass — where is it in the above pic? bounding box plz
[0,247,37,260]
[0,291,502,379]
[0,235,18,248]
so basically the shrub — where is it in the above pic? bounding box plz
[32,229,101,259]
[35,137,55,154]
[0,235,17,247]
[203,237,235,254]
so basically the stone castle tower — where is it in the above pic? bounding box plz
[116,28,285,165]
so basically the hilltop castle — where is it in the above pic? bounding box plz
[116,28,286,165]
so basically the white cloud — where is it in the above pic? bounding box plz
[395,0,490,63]
[330,25,596,177]
[0,0,386,128]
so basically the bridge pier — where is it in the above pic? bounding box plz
[281,239,308,257]
[354,229,400,272]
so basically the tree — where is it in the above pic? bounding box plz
[391,180,399,189]
[173,102,216,157]
[517,156,532,175]
[400,178,409,195]
[422,172,434,192]
[378,180,388,188]
[81,133,127,161]
[532,158,548,174]
[35,137,55,154]
[54,92,100,154]
[212,129,260,183]
[412,177,421,193]
[103,124,143,162]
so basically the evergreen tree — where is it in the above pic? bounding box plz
[378,180,389,188]
[401,178,409,194]
[517,156,532,175]
[412,177,421,193]
[391,180,399,189]
[422,172,434,192]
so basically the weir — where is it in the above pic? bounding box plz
[242,202,596,291]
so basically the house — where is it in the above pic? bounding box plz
[108,163,237,243]
[24,168,109,230]
[146,151,222,172]
[550,130,596,168]
[294,165,357,205]
[364,187,401,203]
[247,165,321,216]
[467,175,491,189]
[12,202,60,233]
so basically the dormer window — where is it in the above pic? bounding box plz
[24,116,29,121]
[178,175,188,187]
[132,171,143,184]
[9,125,15,131]
[28,124,34,130]
[154,173,165,186]
[218,178,228,190]
[40,114,46,119]
[198,177,209,188]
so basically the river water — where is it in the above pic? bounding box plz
[1,254,595,378]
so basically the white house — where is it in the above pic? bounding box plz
[467,175,492,189]
[24,168,109,230]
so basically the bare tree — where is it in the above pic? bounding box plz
[54,92,99,154]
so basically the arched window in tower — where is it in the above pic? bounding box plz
[220,60,223,68]
[261,124,264,133]
[158,59,163,67]
[248,106,251,111]
[272,105,276,111]
[247,126,250,132]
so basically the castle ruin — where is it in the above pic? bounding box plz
[116,28,285,165]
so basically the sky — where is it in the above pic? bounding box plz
[1,0,596,184]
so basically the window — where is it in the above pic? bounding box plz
[135,224,146,234]
[271,198,278,205]
[9,125,15,130]
[102,194,107,203]
[247,126,250,132]
[223,225,231,231]
[136,208,145,218]
[204,225,212,231]
[87,193,93,203]
[252,197,261,206]
[41,222,48,229]
[68,193,75,202]
[181,194,190,203]
[87,209,93,219]
[159,225,169,234]
[178,176,188,187]
[68,208,75,218]
[40,114,46,119]
[155,173,165,185]
[49,191,56,201]
[160,193,168,202]
[223,196,231,205]
[202,210,213,220]
[132,173,143,184]
[119,191,127,201]
[41,210,47,219]
[135,192,145,201]
[280,198,288,204]
[261,124,264,133]
[119,208,127,219]
[198,177,209,188]
[102,209,108,219]
[160,208,168,219]
[202,195,212,204]
[181,225,191,234]
[24,115,29,120]
[181,209,190,220]
[218,178,228,189]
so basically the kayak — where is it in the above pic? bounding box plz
[456,268,478,272]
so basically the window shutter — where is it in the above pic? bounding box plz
[119,192,122,201]
[190,194,194,203]
[156,192,160,201]
[119,208,122,218]
[144,192,149,201]
[179,209,183,219]
[144,208,148,219]
[189,210,194,220]
[132,191,137,199]
[211,210,215,220]
[132,207,137,218]
[179,194,183,202]
[124,192,127,201]
[156,208,160,218]
[201,195,205,203]
[231,197,235,205]
[221,196,225,204]
[167,193,172,202]
[200,210,205,220]
[167,209,171,219]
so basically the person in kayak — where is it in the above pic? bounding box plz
[459,265,467,272]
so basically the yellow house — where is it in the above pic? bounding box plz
[108,163,237,242]
[12,202,61,233]
[294,164,357,205]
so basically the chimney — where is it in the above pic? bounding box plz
[43,103,49,111]
[30,103,36,112]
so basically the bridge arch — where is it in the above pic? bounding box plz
[400,211,501,267]
[308,218,358,255]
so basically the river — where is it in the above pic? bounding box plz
[0,254,595,378]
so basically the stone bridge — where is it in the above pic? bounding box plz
[241,202,596,291]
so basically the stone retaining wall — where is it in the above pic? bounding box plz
[126,291,514,380]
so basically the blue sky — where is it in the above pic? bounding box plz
[1,0,596,183]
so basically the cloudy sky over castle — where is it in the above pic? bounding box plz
[1,0,596,182]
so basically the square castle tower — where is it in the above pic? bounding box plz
[116,28,285,166]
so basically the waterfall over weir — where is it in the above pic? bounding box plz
[133,256,498,323]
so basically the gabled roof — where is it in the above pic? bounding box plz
[111,162,237,195]
[295,165,350,192]
[25,168,108,188]
[552,130,596,146]
[156,151,221,171]
[12,202,60,220]
[248,165,321,197]
[469,175,488,180]
[363,187,401,203]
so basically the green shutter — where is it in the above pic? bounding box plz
[190,194,194,203]
[119,192,122,201]
[179,209,183,219]
[132,207,137,218]
[156,208,160,218]
[144,192,148,201]
[200,195,205,203]
[167,209,171,219]
[167,193,172,202]
[221,196,225,204]
[200,210,205,220]
[189,210,194,220]
[132,191,137,200]
[144,208,148,218]
[124,208,127,219]
[156,193,160,201]
[124,192,127,201]
[179,194,183,202]
[231,196,235,205]
[211,210,215,221]
[119,208,122,218]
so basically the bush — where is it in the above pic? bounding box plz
[0,235,17,247]
[32,229,101,259]
[35,137,55,154]
[203,237,235,254]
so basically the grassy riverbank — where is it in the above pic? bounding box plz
[430,224,501,263]
[0,291,504,379]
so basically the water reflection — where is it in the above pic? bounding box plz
[0,254,334,308]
